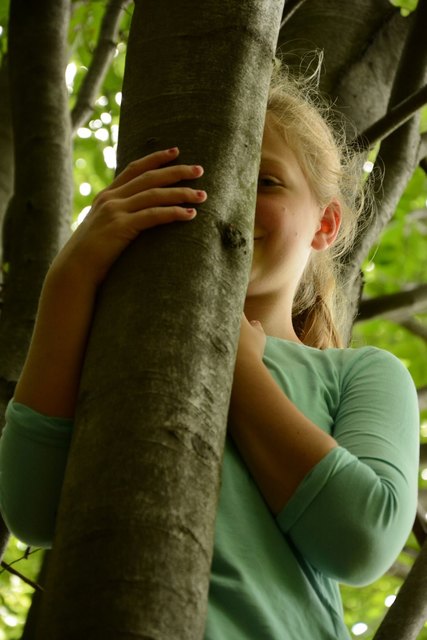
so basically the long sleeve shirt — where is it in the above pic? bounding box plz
[0,338,420,639]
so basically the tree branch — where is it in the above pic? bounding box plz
[280,0,309,28]
[400,317,427,343]
[421,443,427,466]
[357,285,427,323]
[419,132,427,168]
[418,387,427,412]
[413,504,427,547]
[0,560,44,592]
[71,0,132,133]
[351,84,427,152]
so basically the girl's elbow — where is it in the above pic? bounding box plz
[317,517,414,586]
[1,502,54,549]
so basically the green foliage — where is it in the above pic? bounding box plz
[389,0,419,16]
[347,146,427,638]
[0,539,43,639]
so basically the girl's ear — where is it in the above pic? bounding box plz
[311,200,342,251]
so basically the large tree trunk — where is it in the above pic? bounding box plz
[37,1,284,638]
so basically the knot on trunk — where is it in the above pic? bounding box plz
[218,222,246,250]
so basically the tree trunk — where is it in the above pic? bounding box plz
[0,0,73,560]
[37,1,284,638]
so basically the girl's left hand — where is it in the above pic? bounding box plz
[236,314,267,364]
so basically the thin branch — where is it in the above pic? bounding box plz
[419,132,427,168]
[357,285,427,323]
[387,560,410,580]
[400,317,427,343]
[71,0,132,133]
[351,84,427,152]
[0,560,44,592]
[413,504,427,548]
[418,386,427,412]
[280,0,309,28]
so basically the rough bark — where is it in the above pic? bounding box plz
[0,0,73,558]
[333,9,409,135]
[278,0,398,99]
[37,1,284,639]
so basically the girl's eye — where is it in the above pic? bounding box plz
[258,176,281,188]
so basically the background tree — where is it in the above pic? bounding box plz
[0,0,426,638]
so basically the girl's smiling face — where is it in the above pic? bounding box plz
[248,114,329,299]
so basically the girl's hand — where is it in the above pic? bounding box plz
[52,147,207,286]
[236,315,267,365]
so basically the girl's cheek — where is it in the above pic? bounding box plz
[256,202,283,232]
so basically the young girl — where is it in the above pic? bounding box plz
[0,70,420,639]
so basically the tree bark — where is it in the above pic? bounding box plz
[37,1,284,639]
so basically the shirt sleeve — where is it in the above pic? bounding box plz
[0,400,73,548]
[276,348,420,586]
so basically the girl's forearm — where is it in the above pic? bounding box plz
[13,263,97,419]
[229,356,337,514]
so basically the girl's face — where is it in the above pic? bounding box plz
[248,114,327,299]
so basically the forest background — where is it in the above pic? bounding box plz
[0,0,426,638]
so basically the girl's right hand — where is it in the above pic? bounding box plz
[52,147,207,286]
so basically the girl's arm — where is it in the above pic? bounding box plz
[229,316,337,514]
[229,316,419,585]
[13,148,206,418]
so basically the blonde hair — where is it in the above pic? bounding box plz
[266,64,367,349]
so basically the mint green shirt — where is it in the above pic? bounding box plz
[0,338,420,639]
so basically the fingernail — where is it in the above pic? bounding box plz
[168,147,179,154]
[196,190,207,199]
[185,208,196,216]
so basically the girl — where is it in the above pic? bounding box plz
[0,70,420,639]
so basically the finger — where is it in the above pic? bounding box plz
[125,205,199,233]
[110,147,181,190]
[124,185,207,213]
[112,163,204,200]
[250,319,264,331]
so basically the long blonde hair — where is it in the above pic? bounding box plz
[266,65,367,348]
